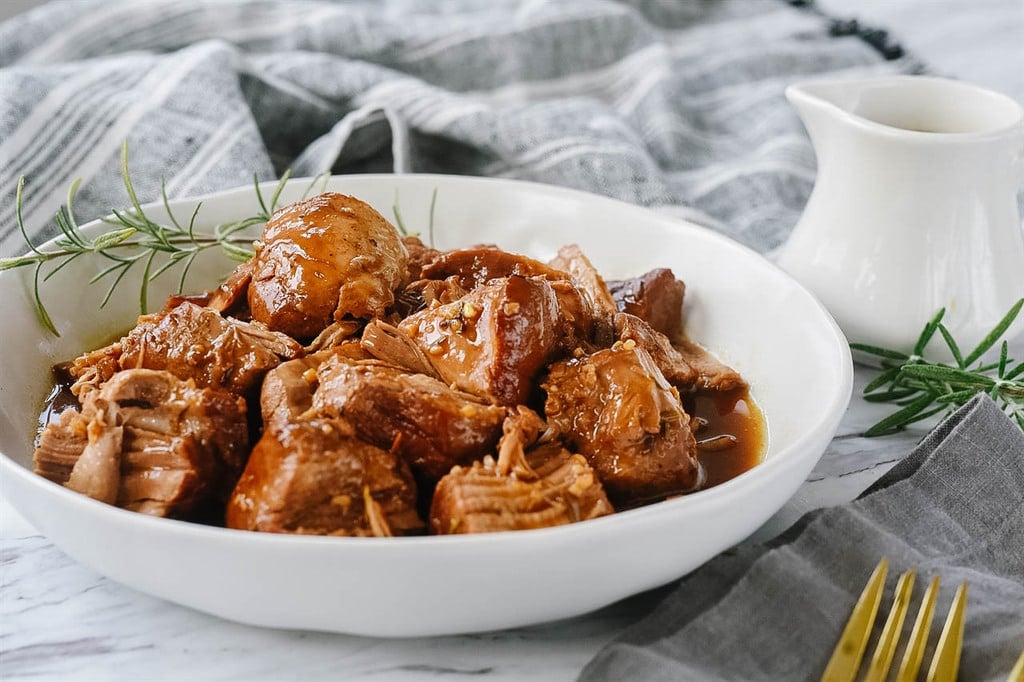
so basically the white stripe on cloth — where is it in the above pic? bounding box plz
[7,43,226,243]
[164,108,253,198]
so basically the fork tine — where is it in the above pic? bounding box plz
[821,558,889,682]
[1007,648,1024,682]
[864,568,916,682]
[896,576,941,682]
[926,582,968,682]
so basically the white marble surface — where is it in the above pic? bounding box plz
[3,1,1024,680]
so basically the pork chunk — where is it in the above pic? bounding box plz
[312,354,506,483]
[607,268,686,340]
[249,192,408,338]
[226,418,422,536]
[548,244,619,318]
[398,276,560,406]
[542,344,701,506]
[613,313,746,392]
[69,302,302,397]
[430,413,613,534]
[35,369,249,518]
[420,247,570,292]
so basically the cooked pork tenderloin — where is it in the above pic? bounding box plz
[542,343,702,507]
[548,244,619,318]
[607,268,686,341]
[312,352,506,483]
[419,246,571,292]
[430,409,613,534]
[226,417,423,536]
[35,369,249,518]
[207,259,255,317]
[68,301,302,397]
[248,192,409,338]
[402,235,441,282]
[398,276,561,406]
[614,313,745,392]
[33,409,89,485]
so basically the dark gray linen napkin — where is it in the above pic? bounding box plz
[581,394,1024,682]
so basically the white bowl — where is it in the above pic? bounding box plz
[0,174,852,637]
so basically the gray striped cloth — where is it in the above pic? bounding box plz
[0,0,919,260]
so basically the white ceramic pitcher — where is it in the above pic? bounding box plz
[777,76,1024,355]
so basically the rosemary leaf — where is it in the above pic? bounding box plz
[913,307,945,356]
[862,365,901,394]
[864,393,937,437]
[268,170,291,215]
[33,261,59,337]
[849,343,910,361]
[392,189,409,236]
[91,227,138,251]
[963,297,1024,366]
[937,323,964,368]
[1006,360,1024,381]
[862,387,920,403]
[16,177,42,255]
[221,241,256,262]
[900,364,996,387]
[428,187,438,248]
[139,250,157,314]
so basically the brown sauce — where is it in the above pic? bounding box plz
[36,365,78,446]
[685,388,766,490]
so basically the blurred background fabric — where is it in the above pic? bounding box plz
[0,0,937,260]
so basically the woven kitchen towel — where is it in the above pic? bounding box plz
[580,394,1024,682]
[0,0,918,260]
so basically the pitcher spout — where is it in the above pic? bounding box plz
[787,76,1024,138]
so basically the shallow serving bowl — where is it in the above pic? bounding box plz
[0,174,852,637]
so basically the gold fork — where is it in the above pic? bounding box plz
[821,558,968,682]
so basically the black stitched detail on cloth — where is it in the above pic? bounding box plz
[787,0,907,61]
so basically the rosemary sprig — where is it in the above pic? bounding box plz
[392,187,438,247]
[1,142,296,336]
[853,298,1024,436]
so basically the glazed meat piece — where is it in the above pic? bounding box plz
[36,369,249,518]
[248,192,408,338]
[548,244,619,318]
[68,302,302,397]
[402,235,441,282]
[548,279,596,352]
[304,319,364,353]
[420,246,570,291]
[312,353,506,483]
[207,259,255,317]
[672,338,747,391]
[34,409,89,485]
[226,418,423,536]
[614,313,700,387]
[360,320,442,379]
[607,268,686,340]
[259,352,330,430]
[430,411,613,534]
[119,302,303,395]
[542,343,701,506]
[613,313,746,392]
[67,344,122,398]
[398,276,561,406]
